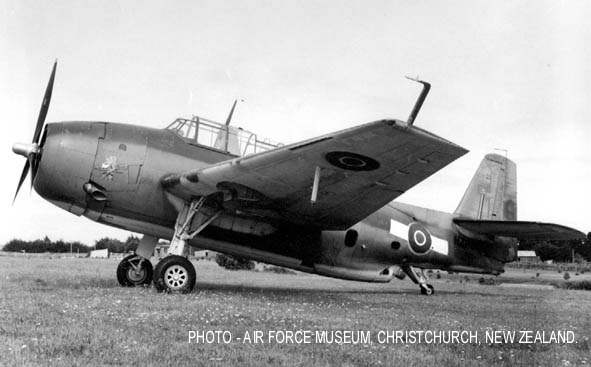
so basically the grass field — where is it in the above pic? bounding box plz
[1,255,590,366]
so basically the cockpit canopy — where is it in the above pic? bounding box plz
[166,116,282,156]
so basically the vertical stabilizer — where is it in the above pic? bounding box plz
[454,154,517,220]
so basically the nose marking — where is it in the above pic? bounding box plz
[97,155,128,181]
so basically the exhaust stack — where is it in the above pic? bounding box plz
[83,182,108,202]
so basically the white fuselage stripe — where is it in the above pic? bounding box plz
[431,236,449,256]
[389,219,408,238]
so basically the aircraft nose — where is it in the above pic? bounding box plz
[12,142,40,158]
[33,121,104,212]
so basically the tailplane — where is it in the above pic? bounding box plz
[454,153,585,241]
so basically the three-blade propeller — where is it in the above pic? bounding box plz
[12,61,57,203]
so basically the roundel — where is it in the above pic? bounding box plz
[325,151,380,171]
[407,222,432,254]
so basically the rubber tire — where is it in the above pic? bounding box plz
[153,255,196,294]
[117,254,153,287]
[420,284,435,295]
[427,284,435,295]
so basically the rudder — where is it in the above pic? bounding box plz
[454,154,517,220]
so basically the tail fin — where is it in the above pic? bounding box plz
[454,154,517,221]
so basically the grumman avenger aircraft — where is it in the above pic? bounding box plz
[12,62,585,295]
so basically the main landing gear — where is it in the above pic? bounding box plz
[117,196,222,294]
[117,254,153,287]
[153,255,196,293]
[402,266,435,295]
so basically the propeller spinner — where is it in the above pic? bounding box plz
[12,60,57,203]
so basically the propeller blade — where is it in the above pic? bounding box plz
[13,159,30,204]
[30,155,38,190]
[33,60,57,144]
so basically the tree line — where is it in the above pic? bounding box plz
[3,235,140,254]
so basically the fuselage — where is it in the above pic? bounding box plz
[34,121,509,282]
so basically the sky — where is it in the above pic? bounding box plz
[1,0,589,246]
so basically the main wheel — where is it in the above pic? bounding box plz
[117,254,153,287]
[153,255,196,293]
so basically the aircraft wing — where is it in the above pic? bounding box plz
[454,219,586,241]
[165,119,468,229]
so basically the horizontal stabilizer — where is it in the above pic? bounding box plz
[454,219,586,241]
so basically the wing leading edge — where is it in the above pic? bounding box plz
[166,119,468,229]
[454,219,586,241]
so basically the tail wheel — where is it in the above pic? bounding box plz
[117,254,153,287]
[420,284,435,295]
[154,255,196,294]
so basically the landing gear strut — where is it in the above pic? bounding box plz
[117,254,153,287]
[402,266,435,295]
[153,196,222,293]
